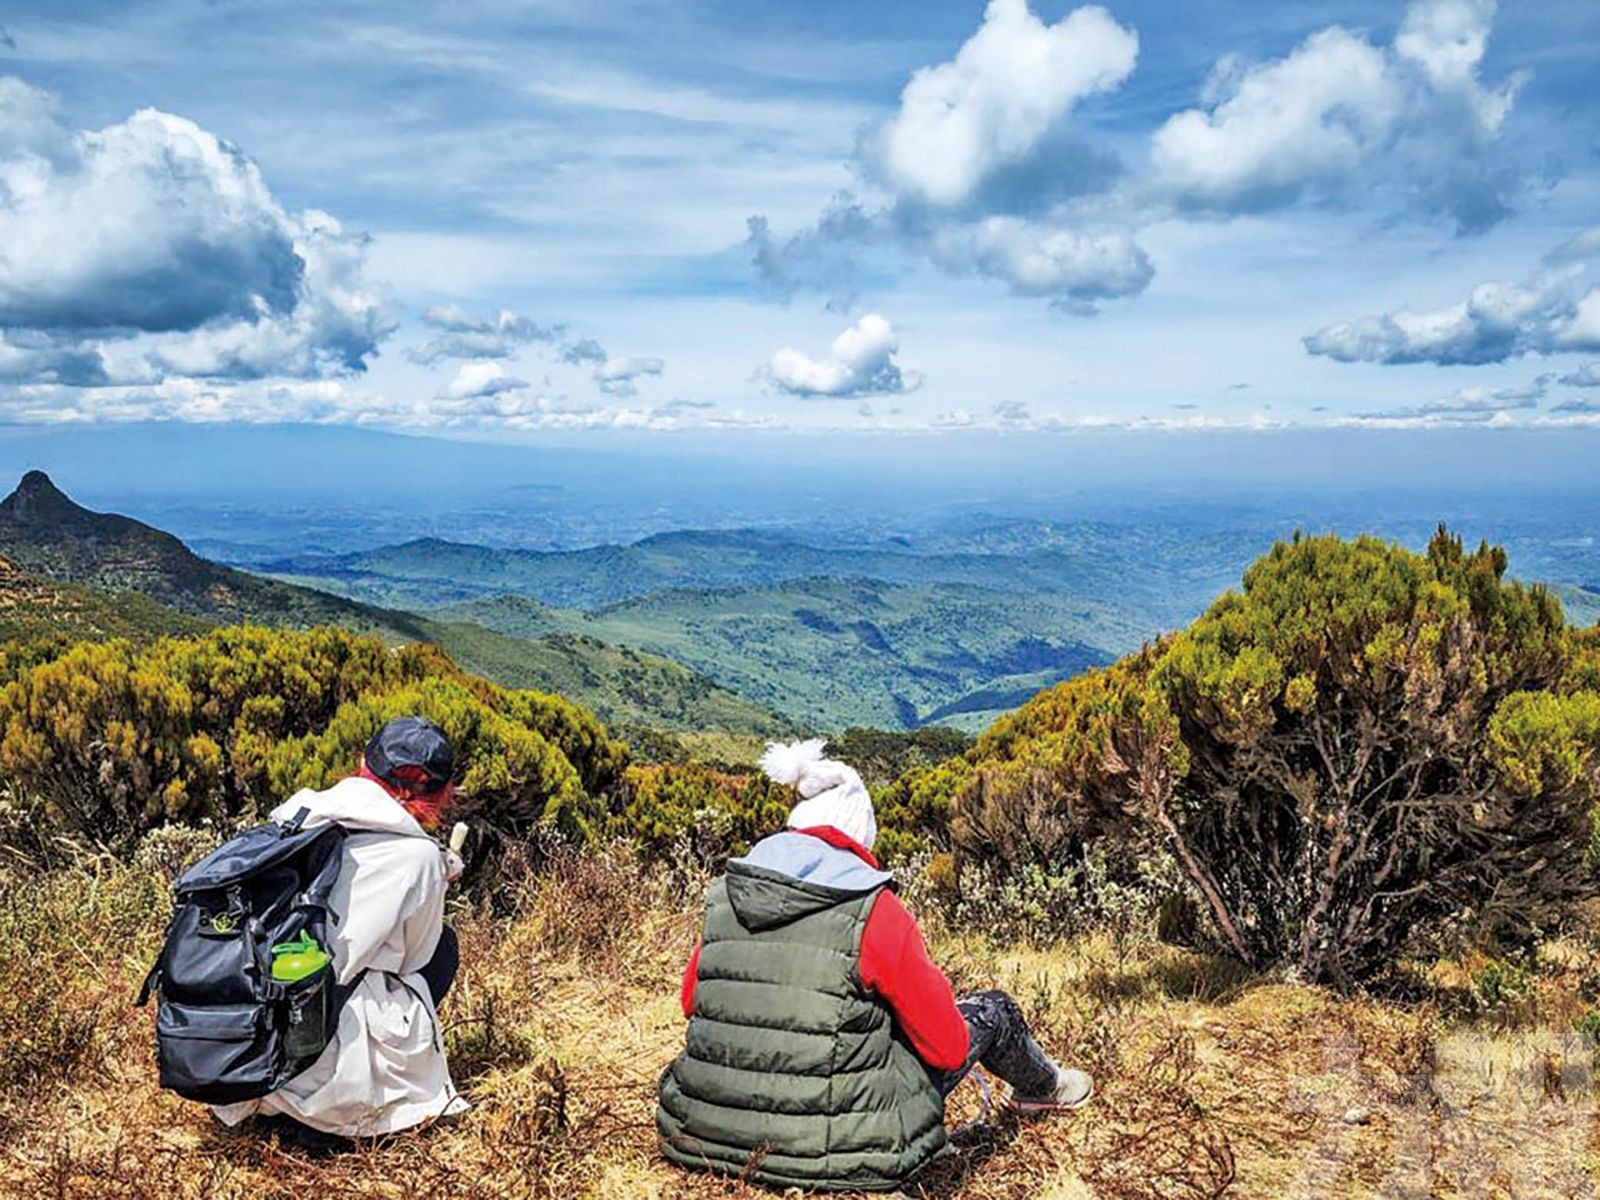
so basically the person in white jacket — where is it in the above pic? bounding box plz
[213,716,469,1149]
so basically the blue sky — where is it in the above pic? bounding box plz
[0,0,1598,437]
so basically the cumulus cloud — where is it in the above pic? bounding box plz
[442,361,529,401]
[0,79,393,389]
[549,335,664,396]
[924,217,1151,305]
[409,306,664,404]
[594,355,664,397]
[865,1,1137,211]
[1559,362,1600,388]
[1305,226,1600,365]
[749,0,1533,312]
[748,3,1152,307]
[1151,0,1524,230]
[0,332,109,387]
[767,314,918,398]
[408,304,558,364]
[747,202,877,309]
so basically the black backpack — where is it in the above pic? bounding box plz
[136,808,362,1104]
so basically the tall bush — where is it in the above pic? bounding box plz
[918,530,1600,984]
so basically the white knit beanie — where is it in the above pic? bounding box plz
[760,738,878,852]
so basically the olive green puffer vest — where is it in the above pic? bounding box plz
[657,854,947,1192]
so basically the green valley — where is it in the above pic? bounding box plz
[435,580,1115,730]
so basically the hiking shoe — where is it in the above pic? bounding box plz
[1008,1067,1094,1114]
[261,1115,355,1157]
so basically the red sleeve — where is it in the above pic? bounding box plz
[680,938,702,1019]
[858,891,969,1071]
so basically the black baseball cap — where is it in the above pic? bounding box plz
[364,716,454,790]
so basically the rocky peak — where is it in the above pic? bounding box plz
[0,471,84,525]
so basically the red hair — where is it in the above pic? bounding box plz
[358,762,455,830]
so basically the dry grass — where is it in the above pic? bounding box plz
[1,845,1597,1200]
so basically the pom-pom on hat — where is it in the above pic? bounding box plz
[760,738,877,852]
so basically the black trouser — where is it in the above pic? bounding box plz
[928,990,1059,1099]
[418,924,458,1006]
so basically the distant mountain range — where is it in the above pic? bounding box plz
[255,524,1219,727]
[0,472,788,737]
[258,524,1240,634]
[5,468,1593,733]
[0,472,1129,730]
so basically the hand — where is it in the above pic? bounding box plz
[444,848,465,884]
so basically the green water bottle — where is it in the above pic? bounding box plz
[270,930,331,983]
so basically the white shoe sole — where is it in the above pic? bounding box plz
[1007,1080,1094,1114]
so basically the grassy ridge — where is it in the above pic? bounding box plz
[0,471,434,643]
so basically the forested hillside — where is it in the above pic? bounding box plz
[0,471,435,641]
[438,582,1114,729]
[0,473,791,737]
[0,555,206,643]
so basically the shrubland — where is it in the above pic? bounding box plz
[2,529,1599,1196]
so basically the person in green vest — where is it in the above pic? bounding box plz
[658,739,1092,1193]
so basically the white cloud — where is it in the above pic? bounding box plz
[551,335,664,396]
[750,3,1151,307]
[925,217,1151,303]
[867,1,1137,209]
[1347,379,1548,423]
[594,355,664,397]
[1150,0,1523,230]
[751,0,1532,314]
[561,337,609,366]
[443,360,529,400]
[408,304,559,364]
[0,79,393,393]
[1305,227,1600,365]
[0,332,109,386]
[0,377,392,426]
[768,313,919,398]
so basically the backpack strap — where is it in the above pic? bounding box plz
[279,806,311,837]
[329,968,369,1032]
[134,959,159,1008]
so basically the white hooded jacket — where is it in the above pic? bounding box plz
[212,775,469,1136]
